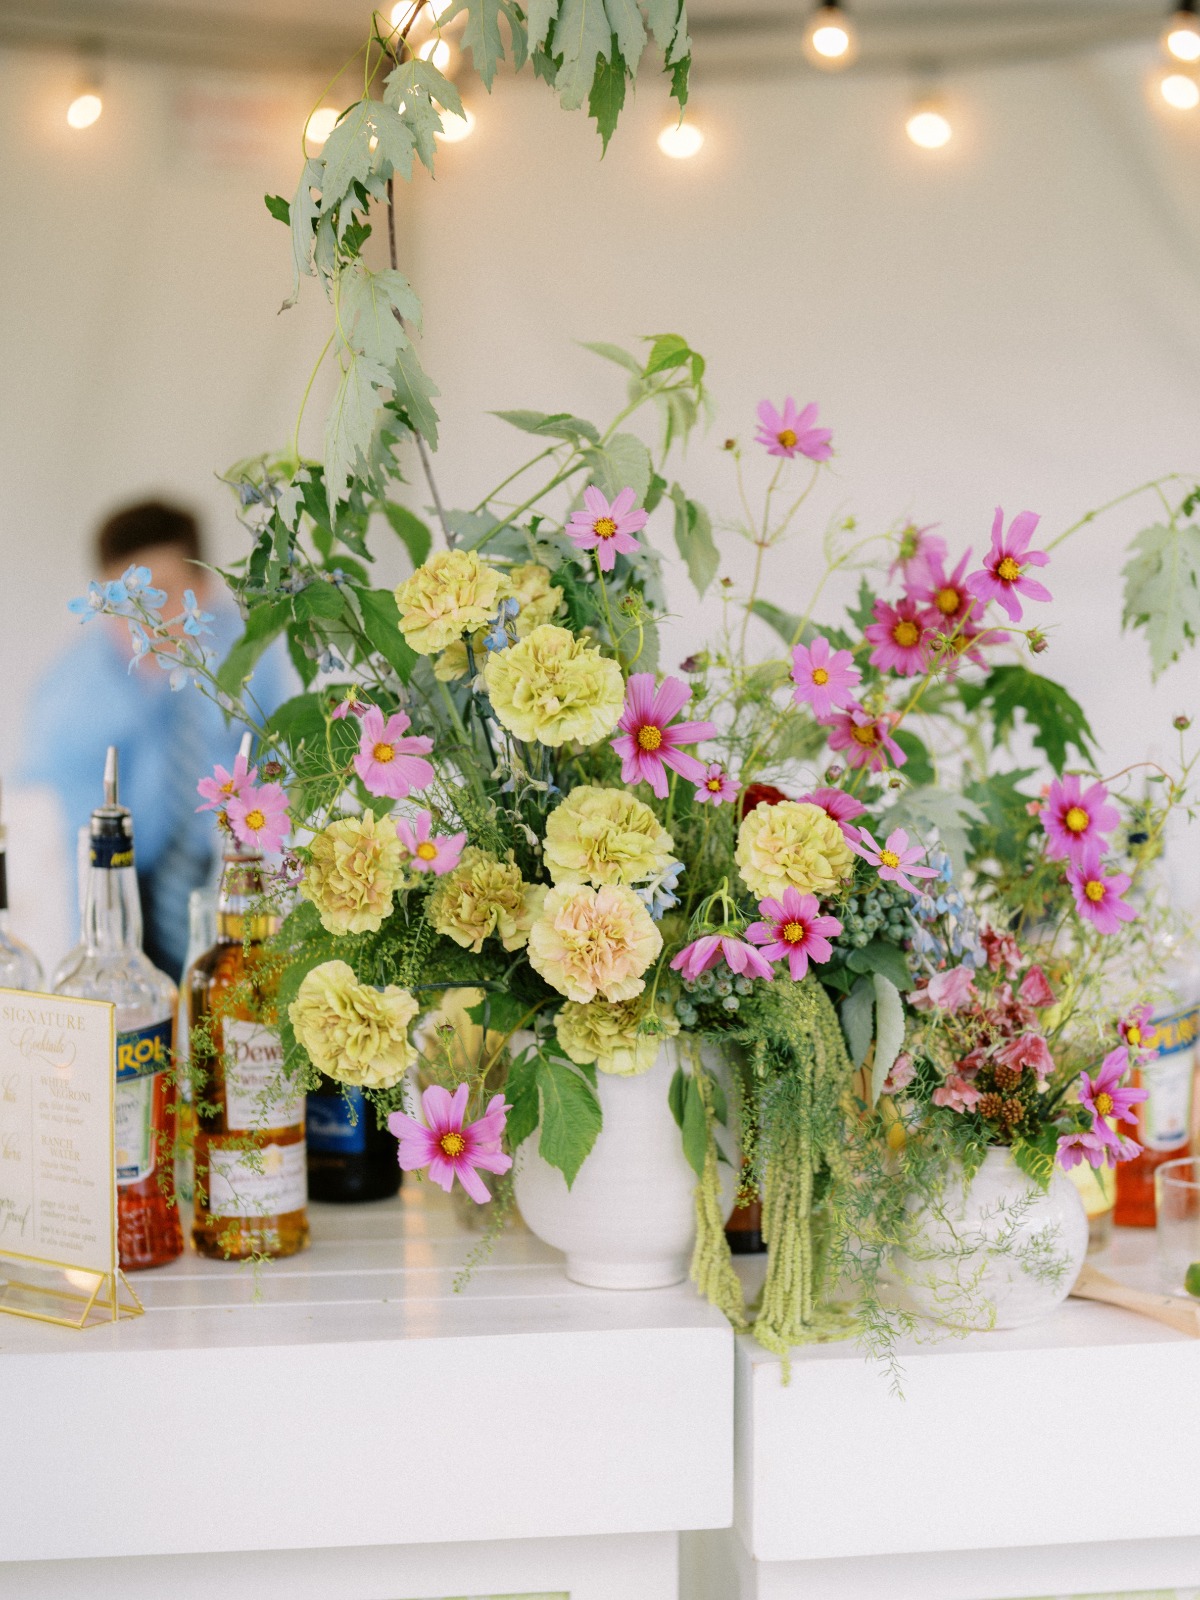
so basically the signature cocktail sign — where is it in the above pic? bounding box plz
[0,988,141,1327]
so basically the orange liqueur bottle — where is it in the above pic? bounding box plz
[188,849,308,1259]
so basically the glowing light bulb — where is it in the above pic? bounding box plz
[392,0,455,24]
[419,36,453,70]
[657,120,704,158]
[305,106,341,147]
[1161,70,1200,107]
[1164,6,1200,62]
[906,105,953,149]
[67,91,102,130]
[803,4,857,69]
[435,105,476,142]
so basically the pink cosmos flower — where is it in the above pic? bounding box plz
[888,524,946,584]
[797,787,866,846]
[964,508,1052,624]
[197,751,256,812]
[864,596,939,676]
[670,934,775,984]
[932,1074,982,1113]
[853,826,937,895]
[1041,774,1120,864]
[745,888,843,981]
[395,810,466,875]
[905,547,974,630]
[565,486,647,572]
[910,965,977,1014]
[1118,1003,1155,1058]
[612,674,717,800]
[331,687,369,721]
[226,780,290,854]
[995,1032,1055,1088]
[941,615,1011,676]
[1018,965,1056,1008]
[754,398,833,461]
[1067,845,1136,936]
[693,763,738,806]
[1080,1046,1147,1135]
[790,635,861,718]
[388,1084,512,1205]
[824,706,907,773]
[1056,1129,1110,1172]
[881,1052,915,1094]
[354,706,434,801]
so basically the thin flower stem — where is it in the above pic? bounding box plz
[473,447,559,512]
[290,331,336,467]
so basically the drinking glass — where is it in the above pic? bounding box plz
[1155,1156,1200,1294]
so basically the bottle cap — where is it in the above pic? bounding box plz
[90,745,134,867]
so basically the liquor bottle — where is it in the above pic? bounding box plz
[0,781,45,991]
[307,1076,401,1202]
[51,825,90,990]
[189,846,308,1259]
[724,1178,765,1255]
[174,886,217,1206]
[54,748,183,1270]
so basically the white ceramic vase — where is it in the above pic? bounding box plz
[513,1039,703,1290]
[892,1146,1088,1330]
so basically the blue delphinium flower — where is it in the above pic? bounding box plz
[127,621,152,671]
[68,581,108,622]
[121,565,167,610]
[180,589,215,637]
[634,859,684,921]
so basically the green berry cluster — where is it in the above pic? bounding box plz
[838,882,911,949]
[675,967,757,1029]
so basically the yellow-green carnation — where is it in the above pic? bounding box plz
[735,799,855,900]
[543,785,675,889]
[427,847,542,953]
[300,810,405,936]
[527,882,662,1004]
[394,549,508,657]
[555,996,679,1077]
[288,960,417,1089]
[484,624,624,748]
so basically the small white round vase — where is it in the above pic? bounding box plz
[893,1146,1088,1330]
[513,1041,702,1290]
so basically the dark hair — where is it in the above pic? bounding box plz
[96,500,203,569]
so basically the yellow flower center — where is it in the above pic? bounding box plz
[221,778,236,795]
[637,725,663,751]
[777,428,797,448]
[997,555,1022,582]
[892,619,920,648]
[1065,805,1089,833]
[416,841,438,860]
[1094,1091,1114,1117]
[781,920,805,944]
[244,809,265,832]
[936,586,960,615]
[706,776,723,792]
[1127,1025,1142,1046]
[373,742,396,763]
[811,666,830,685]
[851,723,878,746]
[439,1131,466,1157]
[593,516,618,541]
[1084,879,1105,902]
[880,848,901,869]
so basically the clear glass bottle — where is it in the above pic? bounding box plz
[51,824,90,990]
[174,886,217,1207]
[0,782,45,992]
[188,848,308,1259]
[307,1076,401,1203]
[54,748,183,1270]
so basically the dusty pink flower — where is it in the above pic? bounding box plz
[981,928,1022,977]
[905,547,974,629]
[388,1084,512,1204]
[1056,1129,1110,1172]
[197,751,256,812]
[995,1032,1054,1087]
[1118,1003,1155,1057]
[1018,965,1056,1008]
[565,486,647,573]
[853,826,937,895]
[932,1074,982,1113]
[796,786,866,844]
[611,674,717,800]
[226,780,290,854]
[911,965,977,1014]
[824,706,907,773]
[1080,1046,1147,1137]
[693,763,738,806]
[864,596,939,676]
[754,398,832,461]
[964,508,1052,624]
[1041,774,1120,864]
[1067,845,1136,936]
[745,887,842,981]
[790,635,861,718]
[670,934,775,984]
[331,687,369,721]
[354,706,434,800]
[395,810,466,875]
[881,1052,915,1094]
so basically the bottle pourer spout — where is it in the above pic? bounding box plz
[238,731,253,764]
[103,746,119,807]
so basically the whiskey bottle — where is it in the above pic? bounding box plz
[0,781,45,992]
[54,748,183,1270]
[189,846,308,1259]
[307,1076,401,1203]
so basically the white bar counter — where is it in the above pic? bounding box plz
[0,1184,733,1599]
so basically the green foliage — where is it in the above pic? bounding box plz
[381,502,433,569]
[1121,520,1200,678]
[845,940,911,991]
[588,42,627,152]
[264,193,290,224]
[668,1063,712,1177]
[958,665,1095,774]
[669,483,718,596]
[869,973,904,1105]
[584,431,653,503]
[507,1042,601,1186]
[217,599,291,698]
[891,729,935,787]
[354,587,418,681]
[493,409,600,443]
[885,786,984,881]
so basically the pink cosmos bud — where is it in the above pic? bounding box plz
[1175,714,1192,730]
[723,438,736,451]
[1028,628,1049,655]
[824,763,845,783]
[261,760,284,780]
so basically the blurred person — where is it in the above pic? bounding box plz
[21,499,289,977]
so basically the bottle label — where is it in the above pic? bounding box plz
[307,1086,368,1154]
[223,1019,304,1131]
[114,1020,172,1187]
[1137,1003,1199,1151]
[90,834,134,871]
[208,1141,307,1218]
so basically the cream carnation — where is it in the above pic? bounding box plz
[527,883,662,1004]
[555,996,679,1077]
[735,799,855,900]
[394,549,508,657]
[427,847,542,953]
[288,960,418,1089]
[508,562,563,635]
[300,810,405,935]
[543,785,675,889]
[484,624,625,748]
